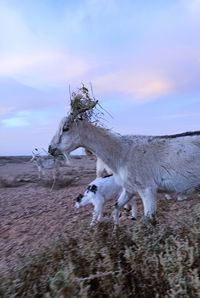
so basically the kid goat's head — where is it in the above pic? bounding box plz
[48,85,98,156]
[75,194,84,208]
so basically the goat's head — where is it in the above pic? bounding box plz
[30,148,40,162]
[74,192,93,208]
[48,85,98,156]
[75,193,84,208]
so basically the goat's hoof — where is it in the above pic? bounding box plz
[146,215,157,226]
[113,224,119,233]
[89,223,96,228]
[140,215,157,226]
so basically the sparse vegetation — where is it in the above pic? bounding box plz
[1,200,199,298]
[0,176,29,188]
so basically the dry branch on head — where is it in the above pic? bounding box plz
[68,84,109,127]
[70,84,98,120]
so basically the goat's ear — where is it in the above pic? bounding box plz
[78,115,83,121]
[87,184,97,193]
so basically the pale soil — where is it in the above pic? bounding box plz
[0,156,199,277]
[0,155,97,276]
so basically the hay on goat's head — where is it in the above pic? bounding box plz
[69,84,98,122]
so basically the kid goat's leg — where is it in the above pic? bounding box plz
[90,198,104,226]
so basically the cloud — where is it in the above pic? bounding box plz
[0,2,37,55]
[181,0,200,16]
[0,51,91,88]
[94,70,173,101]
[0,1,199,156]
[0,110,33,127]
[0,106,13,117]
[1,0,200,96]
[1,117,29,128]
[158,112,200,120]
[0,2,93,88]
[0,109,35,127]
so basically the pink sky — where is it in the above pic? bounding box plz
[0,0,200,155]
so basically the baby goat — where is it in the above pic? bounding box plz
[75,175,137,226]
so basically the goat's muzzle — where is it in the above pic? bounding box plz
[48,145,60,156]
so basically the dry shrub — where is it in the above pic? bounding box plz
[1,203,200,298]
[0,175,33,188]
[0,176,17,188]
[0,176,27,188]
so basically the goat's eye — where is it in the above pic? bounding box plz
[63,126,69,132]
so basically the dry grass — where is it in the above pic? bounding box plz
[0,176,30,188]
[1,199,199,298]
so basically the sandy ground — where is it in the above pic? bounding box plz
[0,155,199,277]
[0,155,98,276]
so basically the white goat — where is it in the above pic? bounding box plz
[49,89,200,222]
[30,150,65,189]
[75,175,137,226]
[89,150,181,211]
[85,149,132,219]
[84,149,112,177]
[95,157,135,216]
[96,157,113,178]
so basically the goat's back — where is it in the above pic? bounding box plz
[87,176,122,200]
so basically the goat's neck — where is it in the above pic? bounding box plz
[77,120,127,172]
[36,158,42,166]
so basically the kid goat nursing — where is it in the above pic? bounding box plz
[49,86,200,222]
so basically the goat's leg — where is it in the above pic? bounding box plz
[51,169,57,191]
[38,166,42,179]
[41,169,45,177]
[95,201,104,223]
[138,187,157,219]
[128,197,138,220]
[55,167,60,178]
[90,200,104,226]
[90,210,102,226]
[97,211,102,222]
[90,211,98,226]
[113,189,134,225]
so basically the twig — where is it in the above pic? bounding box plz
[69,84,72,101]
[76,270,120,281]
[97,102,113,119]
[89,82,95,99]
[50,177,56,191]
